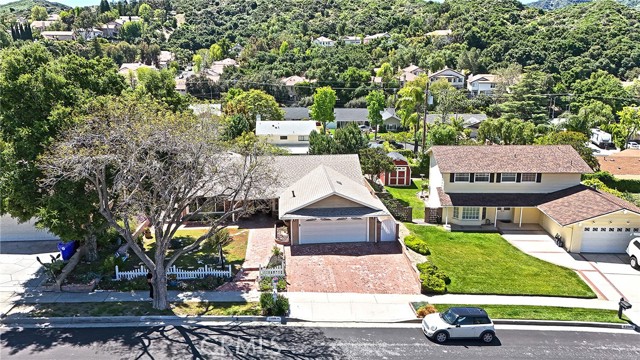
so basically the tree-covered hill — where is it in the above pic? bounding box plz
[0,0,69,17]
[529,0,640,10]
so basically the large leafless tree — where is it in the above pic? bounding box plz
[40,96,275,309]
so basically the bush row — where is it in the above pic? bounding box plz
[404,235,430,255]
[584,171,640,193]
[417,262,451,294]
[260,293,290,316]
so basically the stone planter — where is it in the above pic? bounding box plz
[41,278,99,293]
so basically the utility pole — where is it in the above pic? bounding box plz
[422,79,430,153]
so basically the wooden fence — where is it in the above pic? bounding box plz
[115,264,232,281]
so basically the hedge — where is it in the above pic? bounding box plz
[404,235,430,255]
[584,171,640,193]
[417,262,450,294]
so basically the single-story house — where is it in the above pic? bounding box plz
[380,108,402,130]
[380,152,412,186]
[255,120,318,154]
[282,107,369,129]
[363,32,390,44]
[40,31,75,41]
[313,36,335,47]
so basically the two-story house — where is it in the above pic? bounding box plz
[429,68,465,89]
[255,120,318,154]
[313,36,335,47]
[426,145,640,253]
[467,74,498,96]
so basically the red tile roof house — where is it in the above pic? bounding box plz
[425,145,640,253]
[379,152,412,186]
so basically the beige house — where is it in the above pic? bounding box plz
[426,145,640,253]
[255,120,317,154]
[429,68,465,89]
[467,74,498,96]
[40,31,75,41]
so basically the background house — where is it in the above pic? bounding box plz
[399,64,425,83]
[597,150,640,180]
[427,145,640,253]
[342,36,361,45]
[40,31,75,41]
[379,152,411,186]
[467,74,498,96]
[255,120,317,154]
[429,68,465,89]
[313,36,335,47]
[363,32,390,44]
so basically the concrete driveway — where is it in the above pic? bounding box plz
[0,240,59,315]
[502,230,640,302]
[285,242,421,294]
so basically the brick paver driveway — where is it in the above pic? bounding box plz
[285,242,420,294]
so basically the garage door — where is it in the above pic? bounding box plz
[581,226,639,253]
[299,218,367,244]
[0,215,59,242]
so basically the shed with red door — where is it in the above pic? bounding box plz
[380,152,412,186]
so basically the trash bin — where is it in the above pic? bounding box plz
[58,241,77,261]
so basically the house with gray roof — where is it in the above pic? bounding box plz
[283,107,370,129]
[426,145,640,253]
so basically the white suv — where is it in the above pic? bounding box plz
[422,307,496,344]
[627,237,640,269]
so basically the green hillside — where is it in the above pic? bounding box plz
[529,0,640,10]
[0,0,69,17]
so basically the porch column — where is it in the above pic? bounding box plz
[519,207,523,228]
[444,208,448,226]
[494,208,497,228]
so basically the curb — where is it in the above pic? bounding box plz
[401,317,636,330]
[1,315,285,326]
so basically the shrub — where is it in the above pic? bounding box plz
[404,235,430,255]
[260,293,290,316]
[417,262,451,285]
[272,245,282,257]
[259,276,287,292]
[420,273,446,294]
[416,304,438,318]
[100,255,126,276]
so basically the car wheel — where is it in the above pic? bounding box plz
[631,256,639,269]
[433,331,449,344]
[480,331,495,344]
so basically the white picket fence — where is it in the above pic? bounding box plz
[115,264,232,281]
[259,264,285,278]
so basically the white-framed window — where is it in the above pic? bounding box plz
[521,173,537,182]
[474,173,490,182]
[279,135,288,140]
[453,207,459,219]
[298,135,309,141]
[462,207,480,220]
[454,173,470,182]
[500,173,517,183]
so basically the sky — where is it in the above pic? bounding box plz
[0,0,540,6]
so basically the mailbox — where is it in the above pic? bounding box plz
[618,297,632,319]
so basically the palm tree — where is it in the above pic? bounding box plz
[395,84,424,153]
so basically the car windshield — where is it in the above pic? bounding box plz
[441,309,457,325]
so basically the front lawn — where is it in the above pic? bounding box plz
[385,179,425,220]
[11,301,260,317]
[412,303,625,323]
[406,224,596,298]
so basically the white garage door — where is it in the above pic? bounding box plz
[299,218,367,244]
[0,215,59,242]
[581,225,640,253]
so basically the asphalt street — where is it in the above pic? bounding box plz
[1,324,639,360]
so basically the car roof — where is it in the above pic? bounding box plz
[448,307,489,317]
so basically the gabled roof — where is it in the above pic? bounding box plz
[342,36,361,41]
[428,145,593,174]
[279,165,386,219]
[468,74,497,83]
[315,36,335,42]
[381,108,400,121]
[538,185,640,226]
[426,29,452,36]
[402,64,422,73]
[255,121,317,136]
[429,67,464,78]
[281,75,313,87]
[213,58,237,66]
[387,152,408,162]
[364,32,390,40]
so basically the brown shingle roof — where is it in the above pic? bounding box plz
[437,185,640,226]
[538,185,640,226]
[429,145,593,174]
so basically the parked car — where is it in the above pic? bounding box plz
[422,307,496,344]
[627,142,640,149]
[359,125,372,132]
[627,237,640,269]
[388,140,404,149]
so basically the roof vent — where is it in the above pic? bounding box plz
[291,190,295,197]
[336,181,342,185]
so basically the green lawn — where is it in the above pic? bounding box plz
[412,303,625,323]
[385,179,425,220]
[406,224,596,298]
[15,301,260,317]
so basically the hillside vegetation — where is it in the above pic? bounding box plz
[0,0,69,16]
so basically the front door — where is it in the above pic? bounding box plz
[496,207,513,221]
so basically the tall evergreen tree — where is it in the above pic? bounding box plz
[10,25,16,41]
[25,23,33,40]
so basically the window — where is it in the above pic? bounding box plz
[474,173,490,182]
[521,173,537,182]
[279,136,287,140]
[453,207,459,219]
[462,207,480,220]
[457,317,473,325]
[454,173,470,182]
[584,227,590,231]
[500,173,517,182]
[633,240,640,250]
[298,135,309,141]
[473,317,491,325]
